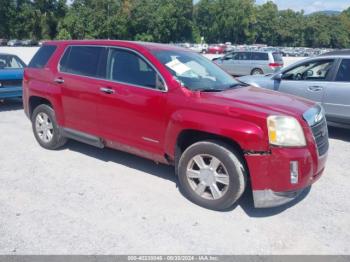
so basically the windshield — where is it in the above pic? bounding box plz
[0,55,25,69]
[152,50,240,91]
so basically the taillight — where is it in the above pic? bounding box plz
[23,70,29,83]
[269,63,283,68]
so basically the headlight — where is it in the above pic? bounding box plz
[267,116,306,147]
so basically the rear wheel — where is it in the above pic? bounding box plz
[178,140,247,210]
[32,104,67,150]
[251,68,264,75]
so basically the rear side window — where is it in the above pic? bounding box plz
[251,52,268,61]
[272,52,283,62]
[59,46,106,78]
[28,45,57,68]
[236,52,251,60]
[335,59,350,82]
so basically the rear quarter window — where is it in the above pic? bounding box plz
[272,52,283,62]
[28,45,57,68]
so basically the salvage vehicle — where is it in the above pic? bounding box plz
[23,41,328,210]
[0,53,26,99]
[238,51,350,128]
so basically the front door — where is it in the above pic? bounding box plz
[323,58,350,124]
[97,47,168,155]
[277,59,336,104]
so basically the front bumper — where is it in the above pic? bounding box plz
[245,146,327,208]
[0,86,22,99]
[253,188,308,208]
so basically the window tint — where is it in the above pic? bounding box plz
[107,48,161,89]
[251,52,268,61]
[60,46,106,78]
[282,60,334,81]
[336,59,350,82]
[28,45,56,68]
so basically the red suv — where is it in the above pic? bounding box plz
[23,40,329,210]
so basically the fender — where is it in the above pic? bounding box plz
[27,77,64,125]
[163,109,269,159]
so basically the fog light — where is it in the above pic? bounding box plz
[290,161,299,184]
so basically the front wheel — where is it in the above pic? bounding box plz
[178,141,247,210]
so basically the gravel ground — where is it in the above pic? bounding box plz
[0,98,349,255]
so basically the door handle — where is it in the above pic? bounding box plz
[100,87,115,94]
[308,86,323,92]
[54,77,64,84]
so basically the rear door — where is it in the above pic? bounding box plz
[250,52,269,74]
[323,58,350,125]
[56,45,108,135]
[277,59,336,103]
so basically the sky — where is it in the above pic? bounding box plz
[256,0,350,14]
[194,0,350,14]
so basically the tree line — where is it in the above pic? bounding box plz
[1,0,350,48]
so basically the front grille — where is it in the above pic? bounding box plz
[311,119,329,156]
[0,79,22,87]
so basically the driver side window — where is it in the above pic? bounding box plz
[282,60,334,81]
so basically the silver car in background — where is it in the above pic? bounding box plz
[238,52,350,128]
[213,51,284,76]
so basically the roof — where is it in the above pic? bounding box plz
[44,40,186,52]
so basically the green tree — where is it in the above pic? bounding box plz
[254,1,279,45]
[194,0,256,44]
[276,9,306,47]
[0,0,16,38]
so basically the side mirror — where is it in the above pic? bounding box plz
[273,73,283,81]
[156,74,166,91]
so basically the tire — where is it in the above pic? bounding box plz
[178,140,247,210]
[31,104,67,150]
[251,68,264,75]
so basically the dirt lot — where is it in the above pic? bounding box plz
[0,98,349,255]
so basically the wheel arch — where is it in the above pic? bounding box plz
[251,68,264,75]
[29,96,53,118]
[28,95,64,125]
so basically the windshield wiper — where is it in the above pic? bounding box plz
[227,83,247,89]
[192,87,224,92]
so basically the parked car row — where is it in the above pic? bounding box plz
[0,39,39,46]
[175,42,334,57]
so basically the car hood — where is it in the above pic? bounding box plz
[237,75,276,90]
[203,85,315,118]
[0,69,24,80]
